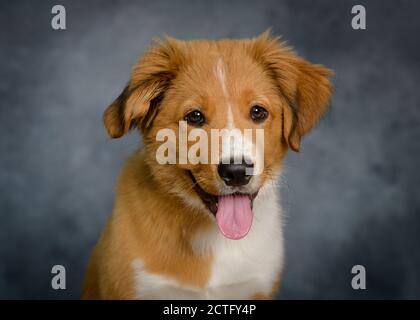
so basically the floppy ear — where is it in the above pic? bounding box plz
[250,31,334,151]
[104,37,186,138]
[282,60,333,151]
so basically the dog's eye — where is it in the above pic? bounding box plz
[250,105,268,123]
[184,110,205,126]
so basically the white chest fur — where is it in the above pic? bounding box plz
[131,185,284,299]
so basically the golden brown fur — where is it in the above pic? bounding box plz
[82,31,333,300]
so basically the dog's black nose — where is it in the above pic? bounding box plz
[218,159,254,186]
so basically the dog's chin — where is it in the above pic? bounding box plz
[187,171,259,216]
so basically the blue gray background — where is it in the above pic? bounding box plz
[1,0,419,299]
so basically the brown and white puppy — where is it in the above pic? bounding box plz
[82,31,333,300]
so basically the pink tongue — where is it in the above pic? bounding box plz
[216,194,253,240]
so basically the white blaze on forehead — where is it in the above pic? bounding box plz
[213,58,264,173]
[214,58,252,167]
[215,58,228,97]
[226,104,234,131]
[215,58,235,130]
[215,58,237,164]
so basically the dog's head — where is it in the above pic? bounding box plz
[104,31,333,239]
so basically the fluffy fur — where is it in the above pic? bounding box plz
[82,31,333,300]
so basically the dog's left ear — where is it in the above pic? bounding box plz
[104,37,186,138]
[250,31,334,151]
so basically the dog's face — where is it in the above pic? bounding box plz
[104,32,333,239]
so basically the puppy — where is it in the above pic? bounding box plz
[82,31,333,300]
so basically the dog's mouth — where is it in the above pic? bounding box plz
[188,171,258,240]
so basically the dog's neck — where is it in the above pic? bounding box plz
[117,150,213,253]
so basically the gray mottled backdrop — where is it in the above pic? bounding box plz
[0,0,419,299]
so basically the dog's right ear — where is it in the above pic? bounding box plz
[250,30,333,152]
[104,37,186,138]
